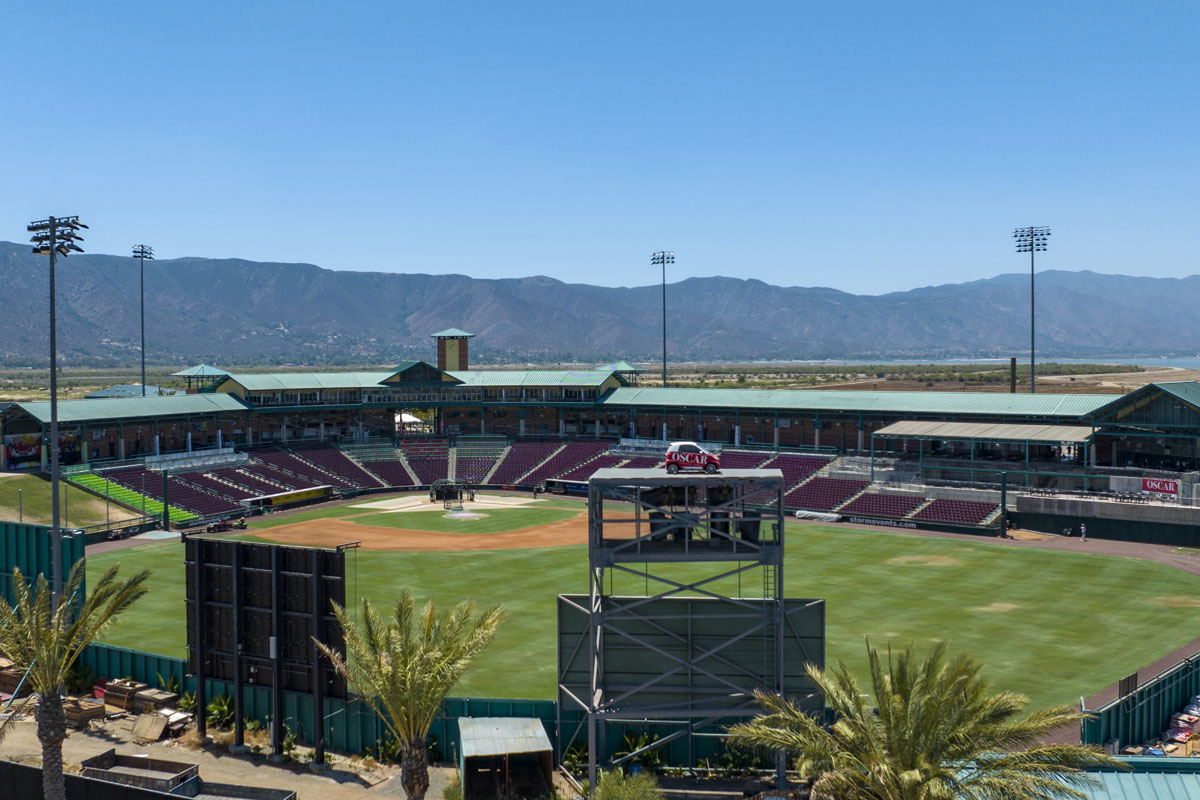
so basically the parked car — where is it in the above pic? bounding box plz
[665,441,720,474]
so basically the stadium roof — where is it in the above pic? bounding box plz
[1148,380,1200,410]
[171,364,230,377]
[8,393,248,425]
[449,369,617,388]
[1075,768,1200,799]
[430,328,474,338]
[599,360,645,372]
[873,420,1095,444]
[85,384,184,399]
[218,372,396,391]
[600,387,1114,418]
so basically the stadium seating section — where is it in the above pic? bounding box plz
[68,472,196,523]
[489,440,562,485]
[185,474,256,501]
[288,441,385,488]
[210,467,287,495]
[398,439,449,485]
[246,445,351,488]
[364,460,415,487]
[912,499,999,525]
[102,466,242,517]
[784,477,868,511]
[455,457,498,483]
[617,456,661,469]
[558,454,624,482]
[522,440,611,485]
[717,450,773,469]
[837,492,926,519]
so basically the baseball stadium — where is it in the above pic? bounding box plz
[6,327,1200,774]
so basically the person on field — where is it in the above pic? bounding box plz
[1080,522,1087,542]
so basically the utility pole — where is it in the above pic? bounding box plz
[133,245,155,395]
[1013,227,1050,393]
[28,214,87,608]
[651,251,675,387]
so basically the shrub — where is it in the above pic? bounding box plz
[444,774,463,800]
[207,694,234,730]
[592,771,664,800]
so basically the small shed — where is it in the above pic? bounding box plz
[458,717,554,800]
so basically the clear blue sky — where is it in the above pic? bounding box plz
[3,1,1198,293]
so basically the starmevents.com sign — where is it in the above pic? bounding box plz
[1142,478,1179,495]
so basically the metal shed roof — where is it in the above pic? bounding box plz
[431,328,475,338]
[872,420,1096,444]
[85,384,184,398]
[457,717,552,758]
[9,393,248,425]
[600,387,1114,418]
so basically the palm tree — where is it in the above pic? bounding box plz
[728,641,1124,800]
[316,589,507,800]
[0,562,150,800]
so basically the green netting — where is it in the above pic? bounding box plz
[68,472,197,523]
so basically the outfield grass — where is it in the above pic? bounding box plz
[0,473,140,528]
[350,507,579,533]
[87,525,1200,710]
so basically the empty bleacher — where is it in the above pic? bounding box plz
[102,466,242,517]
[453,435,508,483]
[559,454,623,482]
[489,440,563,485]
[912,499,998,525]
[717,450,773,469]
[398,439,449,485]
[185,473,256,501]
[246,445,350,488]
[213,466,289,495]
[764,454,831,488]
[364,459,416,487]
[784,477,868,511]
[523,440,611,485]
[837,492,926,519]
[288,441,384,488]
[617,456,661,469]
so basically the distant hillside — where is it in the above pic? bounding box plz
[1,241,1197,366]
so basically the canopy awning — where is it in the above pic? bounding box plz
[872,420,1095,445]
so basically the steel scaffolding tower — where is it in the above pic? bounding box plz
[557,469,823,788]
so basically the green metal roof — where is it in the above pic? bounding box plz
[219,372,395,392]
[600,360,645,372]
[85,384,184,399]
[171,363,230,377]
[1077,769,1200,799]
[1150,381,1200,410]
[448,369,616,388]
[600,387,1115,418]
[430,327,474,338]
[457,717,552,758]
[9,393,248,425]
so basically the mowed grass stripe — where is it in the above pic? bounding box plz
[87,525,1200,710]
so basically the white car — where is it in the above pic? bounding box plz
[665,441,721,474]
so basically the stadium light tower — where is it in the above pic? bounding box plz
[651,251,675,388]
[1013,226,1050,393]
[132,245,155,396]
[28,214,87,608]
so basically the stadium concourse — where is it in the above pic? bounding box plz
[4,329,1200,536]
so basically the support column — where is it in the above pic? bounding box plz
[154,434,161,456]
[519,416,526,436]
[814,424,820,450]
[40,424,47,470]
[187,431,193,452]
[595,416,600,438]
[81,427,89,464]
[281,415,288,443]
[858,427,864,451]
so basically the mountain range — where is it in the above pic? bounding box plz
[0,240,1194,367]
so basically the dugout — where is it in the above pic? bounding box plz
[458,717,553,800]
